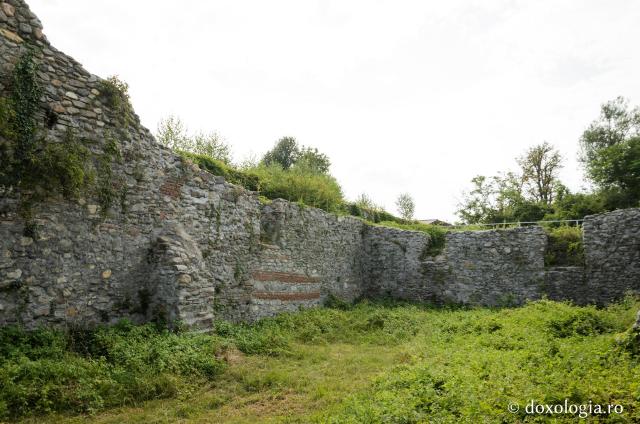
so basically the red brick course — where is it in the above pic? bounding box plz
[159,177,184,199]
[253,291,321,301]
[252,271,319,284]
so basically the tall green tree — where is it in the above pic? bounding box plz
[156,115,231,164]
[295,147,331,174]
[261,137,332,174]
[457,142,562,224]
[580,97,640,208]
[395,193,415,221]
[261,137,300,170]
[517,142,563,205]
[457,175,499,224]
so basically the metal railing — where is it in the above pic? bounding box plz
[445,219,584,230]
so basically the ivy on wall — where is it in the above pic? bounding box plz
[0,47,127,233]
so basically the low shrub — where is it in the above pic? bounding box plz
[248,164,344,212]
[344,202,405,224]
[2,299,640,421]
[0,322,225,419]
[213,320,291,356]
[317,299,640,423]
[179,154,344,212]
[544,225,584,266]
[98,75,133,128]
[375,220,448,256]
[178,151,261,191]
[547,308,613,338]
[264,302,426,346]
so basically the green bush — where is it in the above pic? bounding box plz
[544,226,584,266]
[248,164,344,212]
[343,201,404,224]
[2,299,640,421]
[213,320,290,356]
[317,299,640,423]
[547,308,613,338]
[1,49,97,232]
[263,302,426,346]
[98,75,133,128]
[180,154,344,212]
[179,151,260,191]
[375,220,448,256]
[0,322,225,419]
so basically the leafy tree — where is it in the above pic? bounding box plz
[580,97,640,208]
[544,185,605,221]
[355,193,380,212]
[517,142,563,205]
[261,137,332,175]
[492,171,526,218]
[395,193,415,221]
[156,115,231,164]
[295,147,331,174]
[458,142,565,224]
[156,115,188,151]
[262,137,300,170]
[456,175,496,224]
[457,170,554,224]
[190,132,231,164]
[581,97,640,156]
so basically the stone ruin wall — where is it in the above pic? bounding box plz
[1,0,640,330]
[583,208,640,304]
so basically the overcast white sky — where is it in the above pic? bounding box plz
[29,0,640,222]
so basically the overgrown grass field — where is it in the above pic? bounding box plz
[3,297,640,423]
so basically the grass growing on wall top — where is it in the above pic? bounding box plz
[544,225,584,267]
[371,220,448,256]
[179,151,345,212]
[178,151,261,191]
[6,297,640,423]
[249,164,344,212]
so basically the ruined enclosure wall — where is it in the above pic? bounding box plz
[244,200,366,320]
[2,0,640,330]
[584,208,640,304]
[363,209,639,307]
[0,0,376,328]
[362,226,432,301]
[364,226,549,307]
[435,227,547,306]
[0,0,262,328]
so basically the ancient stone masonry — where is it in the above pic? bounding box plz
[426,227,547,306]
[245,200,366,320]
[362,226,430,301]
[1,0,640,329]
[584,208,640,305]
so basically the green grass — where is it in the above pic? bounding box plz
[6,298,640,423]
[370,220,448,256]
[544,225,584,267]
[178,153,344,213]
[178,151,261,192]
[248,164,344,212]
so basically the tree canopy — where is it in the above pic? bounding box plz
[261,137,331,174]
[580,97,640,209]
[457,97,640,224]
[156,115,232,164]
[395,193,415,221]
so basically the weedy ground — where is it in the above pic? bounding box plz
[4,297,640,423]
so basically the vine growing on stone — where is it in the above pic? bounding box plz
[0,48,124,233]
